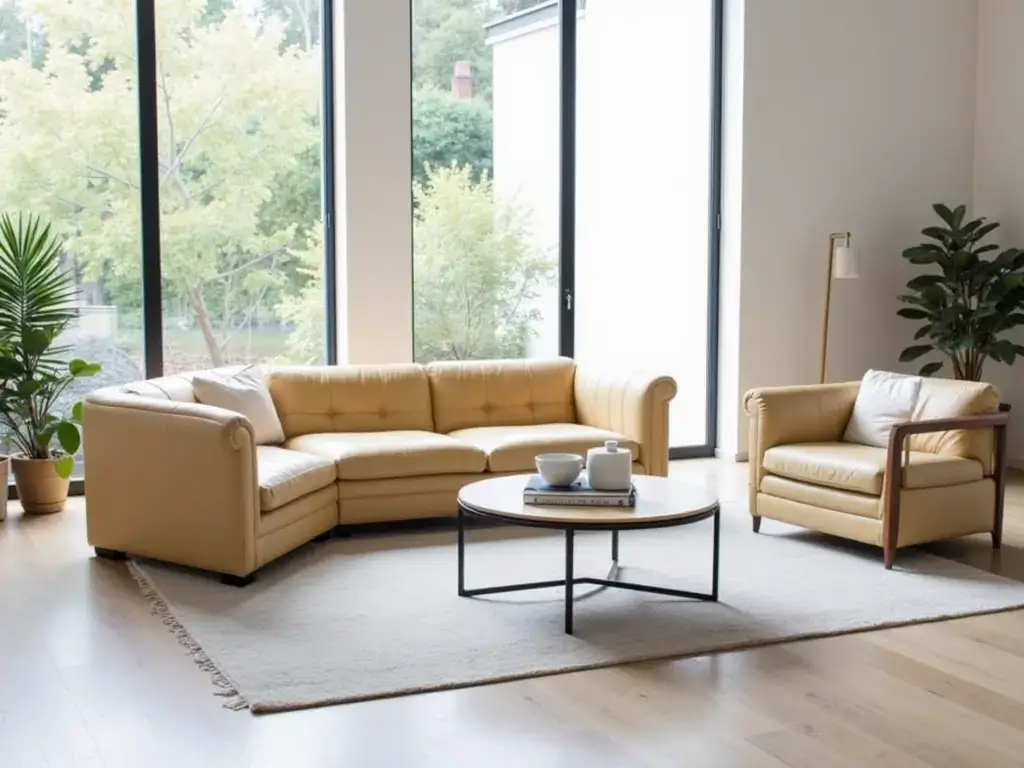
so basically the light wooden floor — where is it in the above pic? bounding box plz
[3,459,1024,768]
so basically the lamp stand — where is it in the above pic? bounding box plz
[819,231,851,384]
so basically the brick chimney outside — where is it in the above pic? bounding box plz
[451,60,473,100]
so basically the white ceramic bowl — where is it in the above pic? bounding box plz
[535,453,584,487]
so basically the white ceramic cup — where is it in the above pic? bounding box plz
[535,453,584,487]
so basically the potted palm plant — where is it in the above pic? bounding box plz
[0,213,100,514]
[898,203,1024,380]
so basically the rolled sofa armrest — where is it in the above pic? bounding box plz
[573,366,678,476]
[83,389,260,577]
[743,382,859,512]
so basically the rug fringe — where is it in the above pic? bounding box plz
[128,561,249,711]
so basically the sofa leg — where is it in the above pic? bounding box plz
[220,572,256,588]
[752,516,761,533]
[94,547,127,561]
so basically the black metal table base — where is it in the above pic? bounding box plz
[457,504,720,635]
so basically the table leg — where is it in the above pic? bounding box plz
[565,528,575,635]
[711,504,720,601]
[457,503,466,597]
[611,529,619,563]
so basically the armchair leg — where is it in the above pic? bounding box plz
[992,528,1002,550]
[883,544,895,570]
[752,516,761,533]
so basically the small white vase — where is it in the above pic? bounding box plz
[586,440,632,491]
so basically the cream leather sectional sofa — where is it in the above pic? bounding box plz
[83,358,676,585]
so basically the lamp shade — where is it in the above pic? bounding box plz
[832,245,860,279]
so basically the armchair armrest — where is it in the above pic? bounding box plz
[743,383,860,511]
[573,366,677,476]
[883,411,1009,568]
[83,389,260,577]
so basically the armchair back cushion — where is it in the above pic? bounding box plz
[266,364,434,438]
[909,378,999,472]
[842,370,922,448]
[426,358,576,434]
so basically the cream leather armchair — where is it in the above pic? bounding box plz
[743,379,1008,568]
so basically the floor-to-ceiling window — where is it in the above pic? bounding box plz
[450,0,722,455]
[0,0,147,478]
[155,0,327,372]
[410,0,559,362]
[573,0,720,453]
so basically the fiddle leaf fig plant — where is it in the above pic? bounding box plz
[0,213,100,478]
[897,203,1024,381]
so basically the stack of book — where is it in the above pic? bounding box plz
[523,474,636,508]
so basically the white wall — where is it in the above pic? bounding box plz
[975,0,1024,461]
[333,0,413,365]
[719,0,979,457]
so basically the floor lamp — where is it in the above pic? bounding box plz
[819,232,860,383]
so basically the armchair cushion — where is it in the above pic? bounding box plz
[448,423,637,473]
[762,442,983,495]
[842,369,922,448]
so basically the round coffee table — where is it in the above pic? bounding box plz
[457,474,720,635]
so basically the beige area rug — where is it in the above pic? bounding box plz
[130,504,1024,714]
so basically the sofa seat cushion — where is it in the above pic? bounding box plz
[762,442,983,496]
[257,446,338,512]
[449,423,638,473]
[284,431,487,480]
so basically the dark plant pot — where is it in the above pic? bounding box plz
[999,403,1012,414]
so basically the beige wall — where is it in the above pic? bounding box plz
[975,0,1024,461]
[718,0,979,457]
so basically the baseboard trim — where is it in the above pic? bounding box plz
[715,448,748,462]
[1009,457,1024,471]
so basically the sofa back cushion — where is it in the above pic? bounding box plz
[120,366,246,403]
[909,378,999,472]
[267,364,434,437]
[426,358,577,434]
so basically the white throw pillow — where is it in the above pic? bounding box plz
[842,369,923,448]
[192,366,285,445]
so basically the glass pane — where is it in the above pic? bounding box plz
[0,0,145,479]
[156,0,326,373]
[411,0,559,363]
[574,0,713,447]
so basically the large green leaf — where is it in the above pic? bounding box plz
[906,274,944,291]
[933,203,955,226]
[54,455,75,480]
[898,308,930,320]
[921,226,950,243]
[951,204,966,230]
[56,421,81,455]
[68,359,101,377]
[919,361,944,377]
[900,345,933,362]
